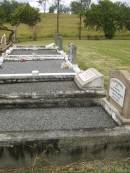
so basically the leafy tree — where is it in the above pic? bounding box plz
[0,6,5,24]
[49,4,56,13]
[70,1,81,14]
[115,2,130,31]
[11,4,40,26]
[71,0,91,14]
[0,0,20,23]
[71,0,91,40]
[49,3,70,13]
[11,4,41,40]
[0,1,18,44]
[37,0,47,13]
[84,0,130,39]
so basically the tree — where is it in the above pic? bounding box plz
[37,0,47,13]
[11,4,41,40]
[71,0,91,40]
[71,1,81,14]
[49,4,56,13]
[0,0,17,44]
[49,3,70,13]
[57,0,60,34]
[0,0,20,23]
[115,2,130,31]
[84,0,130,39]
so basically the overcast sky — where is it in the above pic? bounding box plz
[28,0,130,11]
[1,0,129,11]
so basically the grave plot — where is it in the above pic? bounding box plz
[0,80,105,109]
[4,44,65,61]
[0,60,76,84]
[0,60,74,74]
[9,48,60,55]
[0,107,116,133]
[5,48,64,61]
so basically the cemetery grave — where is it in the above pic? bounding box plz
[0,39,130,167]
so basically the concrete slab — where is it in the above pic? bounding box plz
[0,106,116,132]
[9,49,60,56]
[0,81,80,95]
[0,60,74,74]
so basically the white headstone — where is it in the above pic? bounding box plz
[109,78,126,107]
[74,68,104,89]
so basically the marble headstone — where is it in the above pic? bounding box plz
[108,70,130,119]
[55,34,63,50]
[68,43,77,63]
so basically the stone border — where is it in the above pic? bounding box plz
[0,73,76,83]
[0,90,106,99]
[0,89,105,109]
[0,125,128,145]
[4,55,65,61]
[3,43,61,61]
[101,98,130,125]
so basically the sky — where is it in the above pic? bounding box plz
[28,0,130,11]
[1,0,129,11]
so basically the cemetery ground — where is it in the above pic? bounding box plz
[0,39,129,173]
[18,39,130,87]
[0,156,130,173]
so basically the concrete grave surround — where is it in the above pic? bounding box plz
[108,70,130,119]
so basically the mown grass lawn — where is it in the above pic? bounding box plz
[19,39,130,87]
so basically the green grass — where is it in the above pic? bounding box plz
[19,39,130,87]
[1,156,130,173]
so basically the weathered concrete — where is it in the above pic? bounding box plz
[9,49,60,55]
[0,80,106,108]
[1,126,130,167]
[0,106,116,132]
[0,74,75,84]
[0,61,74,74]
[0,81,105,96]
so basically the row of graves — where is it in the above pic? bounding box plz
[0,36,130,166]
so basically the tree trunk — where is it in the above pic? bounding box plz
[79,13,82,40]
[32,26,37,41]
[57,0,60,34]
[0,25,14,44]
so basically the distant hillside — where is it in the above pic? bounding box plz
[0,13,130,41]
